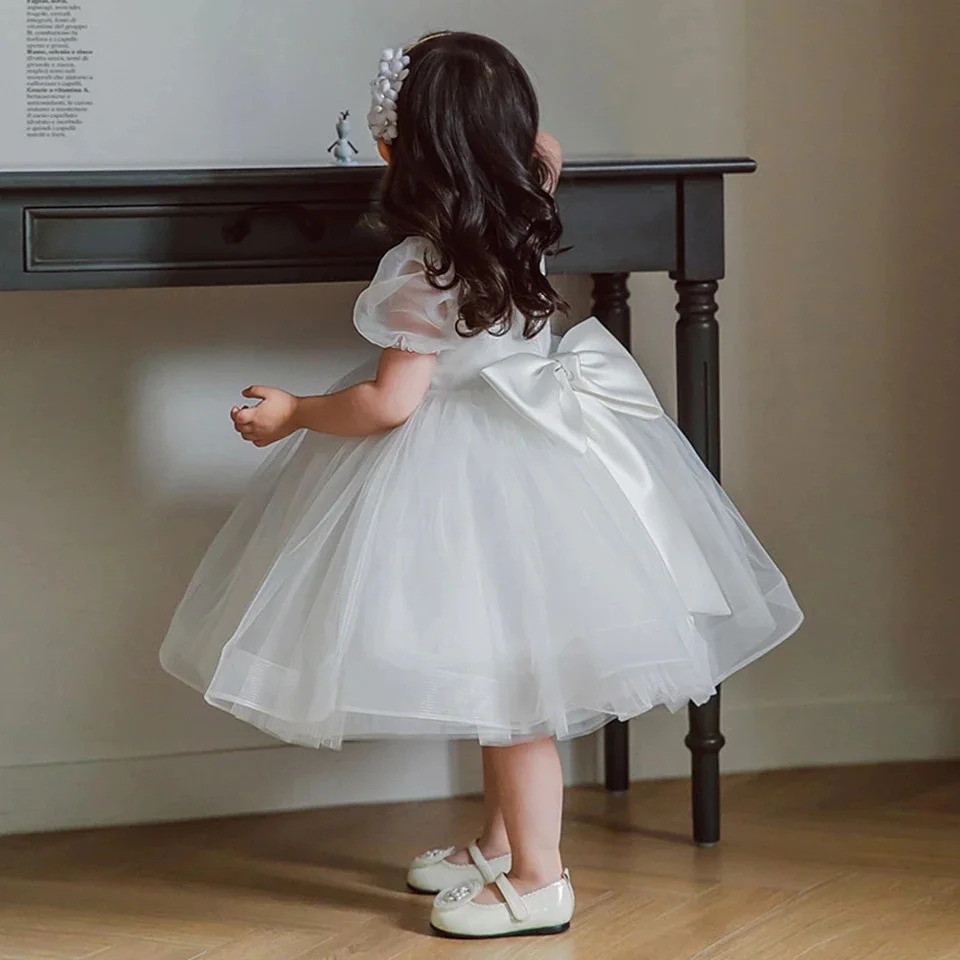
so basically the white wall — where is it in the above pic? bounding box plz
[0,0,743,169]
[627,0,960,780]
[3,0,736,834]
[3,0,957,835]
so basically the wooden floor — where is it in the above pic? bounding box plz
[0,763,958,959]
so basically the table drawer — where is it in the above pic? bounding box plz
[22,200,384,281]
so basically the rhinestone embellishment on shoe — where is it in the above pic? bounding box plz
[434,879,483,911]
[412,846,455,866]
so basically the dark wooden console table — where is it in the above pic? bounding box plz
[0,157,756,846]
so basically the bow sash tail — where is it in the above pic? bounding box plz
[482,318,730,616]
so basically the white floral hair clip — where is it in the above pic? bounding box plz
[367,47,410,144]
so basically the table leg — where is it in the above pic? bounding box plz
[591,272,631,346]
[686,693,724,845]
[674,277,726,846]
[592,271,632,793]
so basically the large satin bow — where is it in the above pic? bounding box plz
[481,317,663,452]
[483,317,731,616]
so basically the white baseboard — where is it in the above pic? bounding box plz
[616,694,960,782]
[0,736,597,836]
[3,697,957,836]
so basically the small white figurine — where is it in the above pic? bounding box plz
[328,111,359,165]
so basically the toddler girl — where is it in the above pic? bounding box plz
[160,31,802,940]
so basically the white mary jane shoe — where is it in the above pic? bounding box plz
[430,870,574,940]
[407,841,511,895]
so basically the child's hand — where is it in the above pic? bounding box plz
[231,386,300,447]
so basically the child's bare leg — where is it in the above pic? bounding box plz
[472,737,564,901]
[446,746,511,864]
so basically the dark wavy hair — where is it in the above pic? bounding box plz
[378,32,567,339]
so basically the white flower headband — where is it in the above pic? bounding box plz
[367,47,410,144]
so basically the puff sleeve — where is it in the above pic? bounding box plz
[353,238,458,354]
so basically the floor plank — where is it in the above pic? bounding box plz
[0,762,957,959]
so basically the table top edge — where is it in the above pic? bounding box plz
[0,157,757,192]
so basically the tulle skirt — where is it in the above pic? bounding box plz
[160,371,802,749]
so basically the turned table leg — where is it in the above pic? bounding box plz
[592,271,632,793]
[674,277,725,846]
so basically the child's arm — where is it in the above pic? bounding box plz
[232,348,436,446]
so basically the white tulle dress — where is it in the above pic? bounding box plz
[160,237,803,749]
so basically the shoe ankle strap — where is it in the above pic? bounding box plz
[467,842,499,884]
[493,873,531,921]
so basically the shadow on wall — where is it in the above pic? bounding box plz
[1,281,370,770]
[0,270,594,828]
[737,0,960,752]
[887,6,960,722]
[131,335,371,507]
